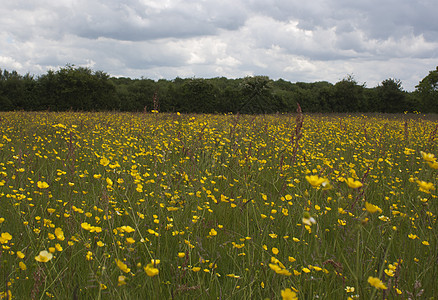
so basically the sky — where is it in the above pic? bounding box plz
[1,0,437,91]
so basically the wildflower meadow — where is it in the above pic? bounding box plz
[0,111,437,299]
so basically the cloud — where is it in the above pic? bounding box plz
[0,0,437,91]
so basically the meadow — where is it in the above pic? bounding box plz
[0,111,436,299]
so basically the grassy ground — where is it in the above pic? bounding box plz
[0,111,437,299]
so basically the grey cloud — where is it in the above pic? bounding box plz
[63,0,248,41]
[1,0,437,92]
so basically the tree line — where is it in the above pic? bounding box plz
[1,65,437,113]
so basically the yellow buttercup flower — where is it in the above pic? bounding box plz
[37,181,49,189]
[365,202,382,214]
[118,275,127,286]
[305,175,327,187]
[427,161,438,169]
[35,250,53,263]
[281,288,298,300]
[367,276,387,290]
[100,157,110,166]
[345,178,363,188]
[54,228,65,241]
[115,259,131,273]
[144,263,159,277]
[125,237,135,244]
[420,151,436,163]
[119,226,135,233]
[416,180,435,193]
[0,232,12,244]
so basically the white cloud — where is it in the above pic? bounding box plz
[0,0,437,91]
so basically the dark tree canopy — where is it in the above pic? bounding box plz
[1,65,437,114]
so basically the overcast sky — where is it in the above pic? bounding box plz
[1,0,437,91]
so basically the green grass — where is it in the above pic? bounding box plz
[0,111,436,299]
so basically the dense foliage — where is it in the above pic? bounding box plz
[1,65,438,113]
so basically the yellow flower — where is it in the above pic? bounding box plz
[119,226,135,233]
[151,259,160,265]
[144,263,159,277]
[384,269,394,277]
[272,247,279,255]
[106,178,113,186]
[365,202,382,214]
[54,228,65,241]
[81,222,93,231]
[416,180,435,193]
[337,219,346,226]
[86,251,93,261]
[427,161,438,169]
[177,252,186,258]
[81,222,102,233]
[118,275,127,286]
[408,233,418,239]
[420,151,436,163]
[305,175,327,187]
[269,264,291,276]
[37,181,49,189]
[55,243,63,251]
[269,258,291,276]
[209,228,217,236]
[115,259,131,273]
[19,261,27,270]
[345,178,363,189]
[35,250,53,262]
[281,288,298,300]
[191,267,201,272]
[368,276,387,290]
[100,157,110,166]
[125,237,135,244]
[17,251,25,259]
[0,232,12,244]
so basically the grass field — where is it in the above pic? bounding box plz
[0,111,437,299]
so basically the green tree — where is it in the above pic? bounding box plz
[416,66,438,113]
[330,75,365,112]
[0,69,38,110]
[179,79,219,113]
[37,65,116,111]
[376,78,406,113]
[239,76,275,113]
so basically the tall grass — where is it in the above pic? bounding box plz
[0,111,436,299]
